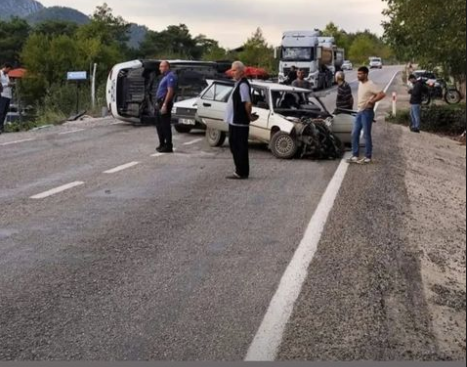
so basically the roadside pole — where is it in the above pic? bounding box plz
[392,92,397,117]
[91,63,97,111]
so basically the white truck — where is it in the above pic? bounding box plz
[278,31,336,90]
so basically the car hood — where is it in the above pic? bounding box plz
[174,97,198,109]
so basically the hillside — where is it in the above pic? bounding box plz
[26,6,90,25]
[0,0,44,20]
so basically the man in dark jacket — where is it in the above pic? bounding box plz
[286,66,298,85]
[408,74,423,133]
[335,71,354,110]
[224,61,259,180]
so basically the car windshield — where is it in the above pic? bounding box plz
[282,47,315,61]
[271,90,323,114]
[370,58,381,63]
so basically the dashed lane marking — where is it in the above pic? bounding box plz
[104,162,140,174]
[30,181,85,200]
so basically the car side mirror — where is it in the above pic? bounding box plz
[257,101,270,110]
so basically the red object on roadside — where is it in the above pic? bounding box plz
[225,66,269,80]
[8,68,27,79]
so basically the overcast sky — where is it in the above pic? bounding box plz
[39,0,388,48]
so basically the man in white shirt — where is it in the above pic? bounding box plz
[0,63,13,134]
[348,66,386,164]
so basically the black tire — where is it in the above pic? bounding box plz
[421,93,431,106]
[445,89,462,105]
[270,132,299,159]
[206,127,227,147]
[174,124,193,134]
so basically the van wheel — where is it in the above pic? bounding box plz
[174,125,193,133]
[270,132,298,159]
[206,127,227,147]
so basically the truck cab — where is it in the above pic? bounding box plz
[278,31,320,87]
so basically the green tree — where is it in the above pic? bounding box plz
[238,28,276,72]
[33,20,79,38]
[0,18,31,65]
[383,0,466,83]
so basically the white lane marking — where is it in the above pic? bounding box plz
[104,162,140,174]
[245,69,401,362]
[183,138,203,146]
[58,129,85,135]
[151,153,164,157]
[58,130,85,136]
[0,138,36,146]
[30,181,84,200]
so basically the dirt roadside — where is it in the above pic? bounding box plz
[392,75,466,358]
[278,72,465,361]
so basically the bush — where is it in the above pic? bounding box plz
[387,104,466,135]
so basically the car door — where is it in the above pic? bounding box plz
[197,82,233,132]
[250,87,271,143]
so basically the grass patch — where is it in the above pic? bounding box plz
[387,103,466,135]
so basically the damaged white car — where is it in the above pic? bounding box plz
[194,80,355,159]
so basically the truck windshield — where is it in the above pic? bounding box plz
[282,48,314,61]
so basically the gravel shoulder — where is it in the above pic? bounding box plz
[278,74,466,361]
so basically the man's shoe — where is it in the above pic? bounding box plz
[358,157,372,165]
[412,129,421,134]
[156,145,165,152]
[159,146,174,153]
[347,156,360,164]
[226,173,248,180]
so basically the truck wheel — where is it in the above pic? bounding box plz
[174,125,193,134]
[270,132,298,159]
[206,127,227,147]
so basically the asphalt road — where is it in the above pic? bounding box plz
[0,67,404,361]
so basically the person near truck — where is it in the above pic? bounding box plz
[0,63,13,134]
[335,71,354,111]
[292,69,312,89]
[225,61,259,180]
[286,66,298,85]
[348,66,386,165]
[408,74,423,133]
[155,61,177,153]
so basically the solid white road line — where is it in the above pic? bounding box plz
[245,69,401,362]
[104,162,140,174]
[0,138,36,146]
[30,181,84,200]
[58,129,85,135]
[183,138,203,146]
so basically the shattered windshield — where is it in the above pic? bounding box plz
[282,47,315,61]
[272,91,319,111]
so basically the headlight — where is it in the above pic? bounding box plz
[171,106,177,114]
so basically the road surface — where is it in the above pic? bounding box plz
[1,66,444,361]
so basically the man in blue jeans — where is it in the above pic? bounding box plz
[348,67,386,164]
[408,74,423,133]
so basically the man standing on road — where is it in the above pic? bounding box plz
[408,74,423,133]
[292,69,312,89]
[335,71,354,110]
[348,66,386,164]
[225,61,259,180]
[155,61,178,153]
[0,63,13,134]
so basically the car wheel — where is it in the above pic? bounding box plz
[270,132,299,159]
[206,127,227,147]
[174,125,193,134]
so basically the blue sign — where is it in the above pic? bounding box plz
[67,71,87,81]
